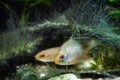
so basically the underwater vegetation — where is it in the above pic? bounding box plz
[0,0,120,80]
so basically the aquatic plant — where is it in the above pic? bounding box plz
[109,0,120,3]
[0,27,41,59]
[0,0,52,27]
[0,0,120,79]
[15,64,39,80]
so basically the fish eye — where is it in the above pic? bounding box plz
[59,54,64,59]
[40,54,45,57]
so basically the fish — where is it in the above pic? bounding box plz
[54,39,83,65]
[77,54,96,69]
[35,39,99,66]
[82,39,99,54]
[35,47,60,62]
[55,39,99,65]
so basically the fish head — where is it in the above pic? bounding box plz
[35,51,53,62]
[55,50,82,65]
[55,52,73,65]
[35,47,60,62]
[55,39,83,65]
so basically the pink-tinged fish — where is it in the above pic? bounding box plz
[82,39,99,54]
[54,39,99,65]
[55,39,83,65]
[77,54,96,69]
[35,47,60,62]
[35,39,99,66]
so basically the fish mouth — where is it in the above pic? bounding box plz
[55,62,75,65]
[55,63,75,65]
[54,59,76,65]
[38,59,54,62]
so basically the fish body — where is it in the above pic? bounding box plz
[77,54,96,69]
[35,47,60,62]
[55,39,83,65]
[82,39,99,54]
[87,39,99,50]
[35,39,99,66]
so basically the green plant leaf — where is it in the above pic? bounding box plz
[30,0,52,8]
[109,10,120,18]
[109,0,120,3]
[0,1,12,12]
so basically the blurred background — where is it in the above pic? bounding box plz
[0,0,120,33]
